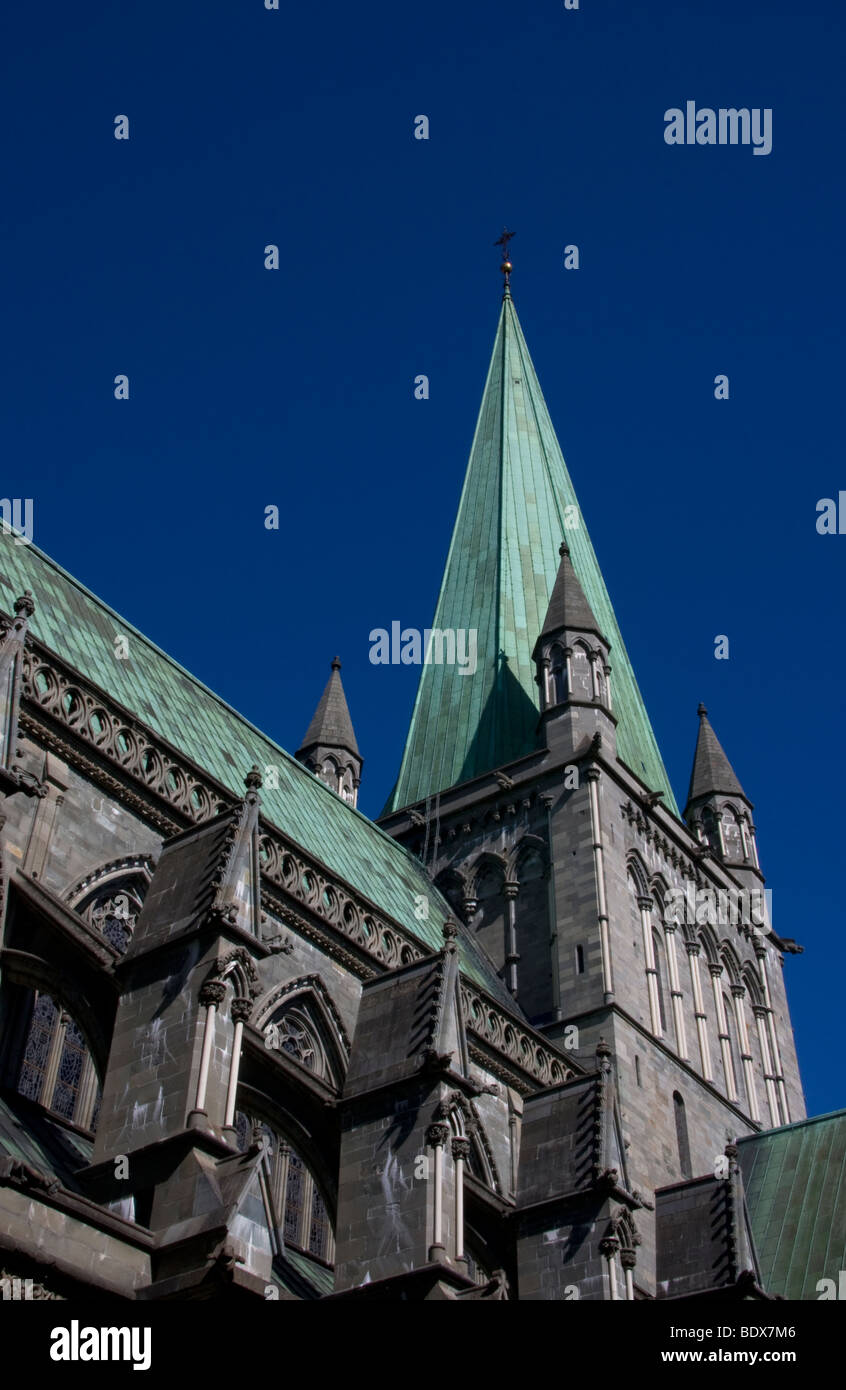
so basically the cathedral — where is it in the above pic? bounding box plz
[0,265,842,1304]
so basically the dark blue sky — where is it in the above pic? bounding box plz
[3,0,843,1116]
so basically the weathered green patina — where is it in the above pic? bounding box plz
[383,290,677,815]
[0,536,511,1003]
[739,1110,846,1300]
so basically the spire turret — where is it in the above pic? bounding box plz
[684,704,760,873]
[532,541,616,757]
[296,657,362,806]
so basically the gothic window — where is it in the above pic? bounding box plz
[76,879,147,956]
[17,992,58,1102]
[701,807,721,857]
[15,990,100,1130]
[234,1112,335,1263]
[673,1092,692,1179]
[284,1152,305,1243]
[472,862,506,974]
[549,645,567,705]
[264,1007,321,1073]
[434,869,466,923]
[464,1246,492,1285]
[308,1186,331,1259]
[276,1015,317,1070]
[720,806,743,863]
[52,1016,86,1120]
[571,644,593,701]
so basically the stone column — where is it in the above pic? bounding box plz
[452,1137,471,1269]
[426,1122,450,1262]
[753,1004,781,1128]
[731,984,760,1122]
[755,944,789,1123]
[664,920,688,1058]
[189,980,226,1122]
[538,654,551,710]
[540,793,562,1022]
[223,996,252,1131]
[586,768,613,1002]
[621,1248,636,1302]
[600,1234,621,1301]
[709,964,737,1100]
[686,942,713,1080]
[504,881,520,998]
[638,895,662,1036]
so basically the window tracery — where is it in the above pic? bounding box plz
[235,1112,335,1263]
[15,990,100,1130]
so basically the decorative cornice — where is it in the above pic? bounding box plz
[11,618,583,1089]
[460,984,575,1092]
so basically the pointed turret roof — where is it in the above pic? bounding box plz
[383,287,676,814]
[686,703,746,807]
[297,657,360,760]
[533,541,608,653]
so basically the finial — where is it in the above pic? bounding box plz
[14,590,35,619]
[331,656,341,671]
[442,919,458,943]
[596,1036,612,1059]
[559,541,570,559]
[494,227,515,295]
[244,765,263,793]
[697,702,708,718]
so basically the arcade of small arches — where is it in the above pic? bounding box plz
[536,639,611,713]
[626,855,788,1129]
[435,837,550,1009]
[692,802,760,870]
[304,754,358,807]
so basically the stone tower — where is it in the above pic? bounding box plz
[379,274,805,1296]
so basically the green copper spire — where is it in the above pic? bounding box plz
[383,287,678,815]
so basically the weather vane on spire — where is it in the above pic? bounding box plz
[494,228,515,291]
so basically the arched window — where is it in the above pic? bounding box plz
[16,990,100,1130]
[720,805,743,863]
[673,1092,692,1179]
[570,643,593,701]
[549,644,567,705]
[66,862,153,956]
[271,1011,318,1071]
[472,861,506,974]
[235,1113,334,1263]
[701,807,721,856]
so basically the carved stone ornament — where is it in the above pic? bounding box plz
[199,980,227,1008]
[425,1123,450,1149]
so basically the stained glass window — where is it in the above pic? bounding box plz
[52,1017,86,1119]
[284,1152,305,1244]
[17,993,58,1101]
[15,990,97,1129]
[309,1185,330,1259]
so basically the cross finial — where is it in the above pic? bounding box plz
[494,228,515,293]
